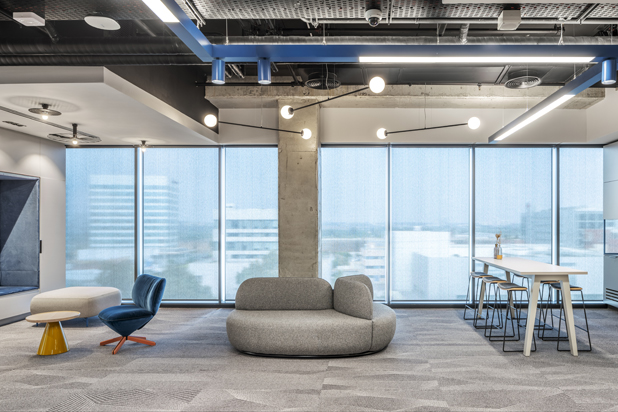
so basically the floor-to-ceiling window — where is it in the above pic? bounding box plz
[321,147,388,300]
[66,148,135,298]
[224,147,278,300]
[474,148,553,275]
[391,148,470,301]
[559,148,604,300]
[143,148,219,300]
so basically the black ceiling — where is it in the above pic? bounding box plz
[0,0,615,88]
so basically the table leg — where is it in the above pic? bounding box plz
[477,264,489,318]
[560,276,578,356]
[37,321,69,356]
[523,278,540,357]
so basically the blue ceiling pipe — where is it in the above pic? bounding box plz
[257,58,271,85]
[211,59,225,84]
[602,59,617,85]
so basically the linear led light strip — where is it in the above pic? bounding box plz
[493,94,574,141]
[359,56,595,63]
[142,0,179,23]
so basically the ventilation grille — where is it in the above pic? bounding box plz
[606,288,618,302]
[505,75,542,89]
[2,120,26,127]
[305,72,340,89]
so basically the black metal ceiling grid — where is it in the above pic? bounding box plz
[590,3,618,18]
[0,1,616,22]
[0,0,156,20]
[182,0,613,20]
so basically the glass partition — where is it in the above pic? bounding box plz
[66,148,135,297]
[321,147,387,300]
[559,148,604,300]
[143,148,219,300]
[391,148,470,300]
[475,148,552,276]
[225,147,278,300]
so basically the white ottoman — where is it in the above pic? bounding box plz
[30,287,121,326]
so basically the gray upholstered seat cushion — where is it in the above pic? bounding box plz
[333,277,373,320]
[226,309,373,356]
[370,303,397,352]
[235,277,333,310]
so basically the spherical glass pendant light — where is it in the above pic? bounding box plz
[301,128,312,139]
[376,128,387,139]
[369,77,386,94]
[468,117,481,130]
[204,114,218,128]
[281,105,294,119]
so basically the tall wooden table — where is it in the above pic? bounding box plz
[473,257,587,357]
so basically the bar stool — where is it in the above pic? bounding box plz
[464,271,492,321]
[479,276,508,333]
[489,282,537,353]
[536,279,560,337]
[551,282,592,352]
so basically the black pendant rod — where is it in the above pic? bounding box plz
[386,123,467,136]
[293,86,370,112]
[219,121,301,135]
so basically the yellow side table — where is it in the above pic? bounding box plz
[26,311,80,355]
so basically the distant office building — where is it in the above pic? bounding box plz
[224,206,278,261]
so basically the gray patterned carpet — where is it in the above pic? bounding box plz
[2,307,618,411]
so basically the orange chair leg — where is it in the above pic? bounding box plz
[100,336,123,346]
[112,337,126,355]
[127,336,156,346]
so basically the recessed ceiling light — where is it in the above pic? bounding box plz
[84,15,121,31]
[12,12,45,27]
[359,56,595,64]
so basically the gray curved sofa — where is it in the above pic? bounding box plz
[226,275,396,356]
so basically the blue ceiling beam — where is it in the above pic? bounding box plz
[153,0,618,64]
[155,0,212,60]
[487,63,603,143]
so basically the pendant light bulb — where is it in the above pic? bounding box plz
[42,114,49,120]
[72,139,78,145]
[281,105,294,120]
[468,117,481,130]
[369,76,386,94]
[204,114,218,128]
[140,140,147,152]
[300,128,312,139]
[377,128,387,139]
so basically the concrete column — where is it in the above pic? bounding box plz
[278,100,320,278]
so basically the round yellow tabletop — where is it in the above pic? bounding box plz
[26,311,80,356]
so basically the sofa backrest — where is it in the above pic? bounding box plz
[235,277,333,310]
[333,275,374,320]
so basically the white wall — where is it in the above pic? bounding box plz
[0,128,66,322]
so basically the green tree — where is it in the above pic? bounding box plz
[236,250,278,286]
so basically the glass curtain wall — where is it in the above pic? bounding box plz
[225,147,279,300]
[391,148,470,301]
[321,147,388,300]
[66,148,135,297]
[559,148,604,300]
[474,148,553,276]
[143,148,219,300]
